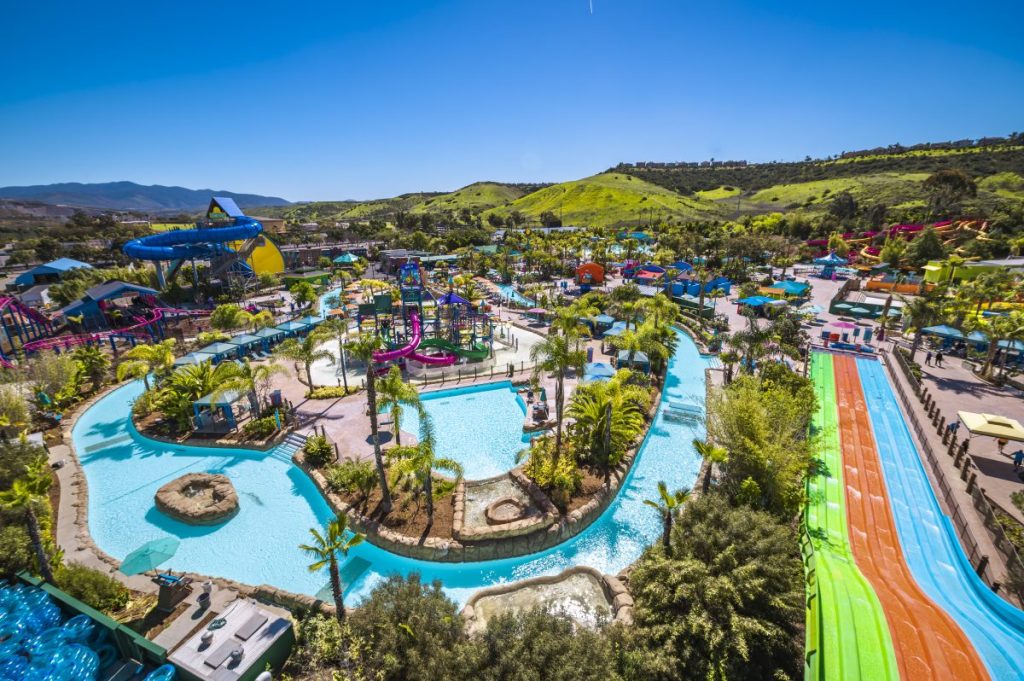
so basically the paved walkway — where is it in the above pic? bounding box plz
[881,346,1015,593]
[907,347,1024,525]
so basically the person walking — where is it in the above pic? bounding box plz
[935,350,944,367]
[925,350,933,366]
[1013,449,1024,470]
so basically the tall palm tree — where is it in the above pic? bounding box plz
[0,457,55,582]
[299,513,364,623]
[274,333,333,389]
[211,360,287,413]
[320,318,352,393]
[639,293,679,330]
[346,332,393,514]
[389,410,463,525]
[693,438,728,494]
[530,333,586,457]
[900,294,939,361]
[643,481,690,556]
[376,366,421,446]
[116,339,177,390]
[567,373,648,484]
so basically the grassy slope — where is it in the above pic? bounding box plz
[696,185,741,201]
[978,171,1024,200]
[486,172,723,227]
[748,173,930,207]
[410,182,525,214]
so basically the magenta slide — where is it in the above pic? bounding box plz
[371,311,456,365]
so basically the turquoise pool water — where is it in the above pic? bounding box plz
[74,329,708,605]
[398,381,531,479]
[494,283,534,307]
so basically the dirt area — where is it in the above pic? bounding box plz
[565,468,610,514]
[338,471,455,540]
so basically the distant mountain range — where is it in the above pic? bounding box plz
[0,181,290,213]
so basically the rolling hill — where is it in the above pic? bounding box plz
[410,182,530,214]
[0,181,290,213]
[485,172,724,227]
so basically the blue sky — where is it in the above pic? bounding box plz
[2,1,1022,201]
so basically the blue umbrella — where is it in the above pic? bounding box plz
[119,537,180,576]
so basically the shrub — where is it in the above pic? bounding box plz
[196,331,230,346]
[1012,490,1024,515]
[286,613,344,671]
[0,525,35,579]
[242,416,278,440]
[56,563,130,614]
[304,435,335,467]
[308,385,360,399]
[325,458,377,498]
[471,609,621,681]
[0,440,46,490]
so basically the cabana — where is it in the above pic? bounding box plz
[276,320,310,337]
[226,333,264,357]
[173,351,218,367]
[296,315,325,329]
[765,280,810,298]
[194,342,238,363]
[813,251,847,266]
[603,321,628,338]
[253,326,285,348]
[617,350,650,372]
[192,389,255,431]
[332,252,360,267]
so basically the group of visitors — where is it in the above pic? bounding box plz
[924,350,945,367]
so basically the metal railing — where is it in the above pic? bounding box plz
[882,354,1024,604]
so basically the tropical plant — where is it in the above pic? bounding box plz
[153,360,248,429]
[299,513,365,622]
[303,434,335,467]
[71,345,109,391]
[0,457,55,582]
[275,333,333,388]
[388,412,463,524]
[900,293,940,360]
[517,435,581,506]
[116,339,177,390]
[643,481,690,556]
[320,317,352,393]
[209,303,251,332]
[567,371,649,481]
[622,494,803,681]
[195,330,230,346]
[346,332,393,514]
[325,457,378,503]
[0,386,30,439]
[530,333,586,457]
[693,437,728,494]
[290,280,319,309]
[376,366,421,447]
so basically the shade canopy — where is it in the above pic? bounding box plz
[957,411,1024,442]
[603,321,628,337]
[297,315,324,326]
[227,334,262,347]
[527,307,547,314]
[617,350,649,367]
[737,295,777,307]
[770,280,810,296]
[592,314,616,325]
[437,291,470,306]
[276,321,309,332]
[253,327,284,340]
[194,388,247,408]
[921,325,986,342]
[833,303,853,309]
[119,537,180,576]
[814,251,848,266]
[196,342,238,356]
[333,252,359,264]
[173,351,218,366]
[583,362,617,383]
[799,304,823,315]
[848,307,871,315]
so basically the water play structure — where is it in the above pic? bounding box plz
[122,197,284,288]
[805,352,1024,681]
[365,263,493,366]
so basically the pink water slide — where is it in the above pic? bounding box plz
[371,311,457,366]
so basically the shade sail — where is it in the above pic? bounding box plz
[957,411,1024,442]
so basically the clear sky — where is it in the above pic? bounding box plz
[2,1,1022,201]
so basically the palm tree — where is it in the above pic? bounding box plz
[530,333,586,457]
[299,514,364,622]
[900,294,939,361]
[320,318,352,393]
[389,410,463,525]
[376,366,421,446]
[155,360,248,429]
[567,373,648,484]
[943,254,966,284]
[643,481,690,556]
[346,332,393,515]
[211,360,287,413]
[966,311,1024,378]
[692,438,728,494]
[248,310,276,332]
[274,333,333,389]
[116,339,177,390]
[639,293,679,329]
[0,457,55,582]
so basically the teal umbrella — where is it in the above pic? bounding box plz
[119,537,180,576]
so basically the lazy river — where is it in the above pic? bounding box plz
[73,329,708,605]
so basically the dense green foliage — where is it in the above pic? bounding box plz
[303,435,335,468]
[55,563,130,613]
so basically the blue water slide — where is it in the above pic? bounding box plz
[856,358,1024,681]
[122,216,263,261]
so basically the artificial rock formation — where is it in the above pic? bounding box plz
[155,473,239,525]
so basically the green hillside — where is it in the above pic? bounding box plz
[410,182,527,214]
[486,172,723,228]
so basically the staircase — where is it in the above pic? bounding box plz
[271,431,308,463]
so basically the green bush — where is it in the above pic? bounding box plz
[56,563,130,614]
[242,416,278,440]
[325,458,377,498]
[303,435,335,467]
[308,385,360,399]
[1012,490,1024,515]
[0,525,35,579]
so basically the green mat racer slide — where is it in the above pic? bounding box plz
[419,337,490,361]
[803,353,899,681]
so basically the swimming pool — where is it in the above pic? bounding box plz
[73,328,708,605]
[398,381,532,479]
[494,283,534,307]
